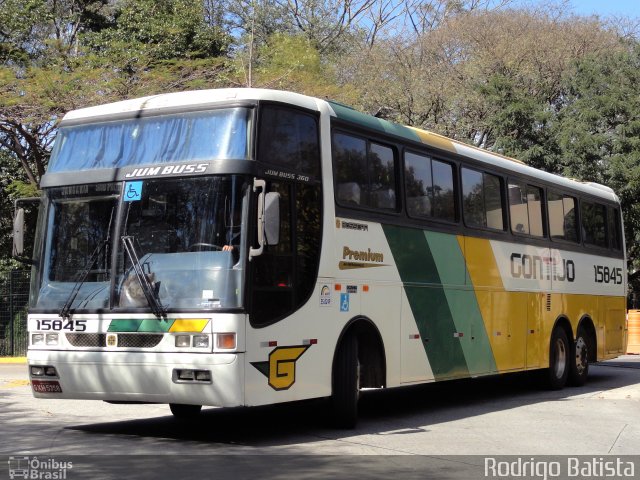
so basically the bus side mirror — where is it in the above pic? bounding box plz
[264,192,280,246]
[13,207,25,257]
[12,197,39,265]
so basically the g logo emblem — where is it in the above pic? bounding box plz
[251,345,310,391]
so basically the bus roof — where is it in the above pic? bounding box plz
[60,88,618,203]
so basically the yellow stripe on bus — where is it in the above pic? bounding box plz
[168,319,209,333]
[407,127,457,153]
[458,236,527,372]
[458,235,627,371]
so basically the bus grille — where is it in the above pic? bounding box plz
[66,333,163,348]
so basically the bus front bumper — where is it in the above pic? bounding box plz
[27,350,244,407]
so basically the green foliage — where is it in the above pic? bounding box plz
[551,44,640,286]
[475,72,562,173]
[85,0,230,65]
[6,180,40,199]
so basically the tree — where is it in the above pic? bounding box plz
[338,7,621,145]
[552,44,640,287]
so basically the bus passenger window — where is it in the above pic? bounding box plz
[609,207,623,251]
[405,152,455,221]
[332,132,397,211]
[258,106,320,177]
[548,191,578,242]
[432,160,455,221]
[462,168,504,230]
[369,143,396,209]
[581,201,607,247]
[508,182,544,237]
[333,133,367,206]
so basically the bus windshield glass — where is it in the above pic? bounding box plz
[116,176,248,311]
[36,184,120,311]
[47,107,251,173]
[33,176,249,312]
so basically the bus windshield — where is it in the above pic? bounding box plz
[116,176,248,311]
[47,107,251,173]
[33,176,249,312]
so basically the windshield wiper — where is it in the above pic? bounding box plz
[121,235,166,319]
[60,240,108,319]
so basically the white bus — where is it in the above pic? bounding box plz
[16,88,626,427]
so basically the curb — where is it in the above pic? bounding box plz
[0,357,27,364]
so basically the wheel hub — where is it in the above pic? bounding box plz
[575,337,588,375]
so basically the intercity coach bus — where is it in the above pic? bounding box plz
[14,88,627,427]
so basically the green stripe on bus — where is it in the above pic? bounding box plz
[424,231,497,376]
[138,319,173,332]
[108,319,142,332]
[328,101,422,144]
[383,225,469,379]
[108,319,174,332]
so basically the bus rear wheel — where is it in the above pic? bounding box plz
[169,403,202,418]
[331,333,360,429]
[545,327,569,390]
[569,328,590,387]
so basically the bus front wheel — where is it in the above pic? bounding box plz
[169,403,202,418]
[331,333,360,429]
[545,327,569,390]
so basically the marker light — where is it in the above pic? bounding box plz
[175,335,191,348]
[216,333,236,350]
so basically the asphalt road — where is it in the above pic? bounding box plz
[1,356,639,479]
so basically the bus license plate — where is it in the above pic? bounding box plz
[31,380,62,393]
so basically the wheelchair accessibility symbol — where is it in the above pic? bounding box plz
[124,181,143,202]
[340,293,349,312]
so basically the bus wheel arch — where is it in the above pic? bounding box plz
[570,316,597,386]
[331,317,387,428]
[545,316,572,390]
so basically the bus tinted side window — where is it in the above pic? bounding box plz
[333,132,397,211]
[405,152,455,222]
[258,106,320,177]
[508,181,544,237]
[548,191,578,242]
[581,201,607,247]
[609,207,623,251]
[462,167,504,230]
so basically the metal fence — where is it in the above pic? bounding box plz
[0,270,30,356]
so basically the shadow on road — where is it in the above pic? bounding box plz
[64,364,634,447]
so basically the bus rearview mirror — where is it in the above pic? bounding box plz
[13,207,25,257]
[264,192,280,246]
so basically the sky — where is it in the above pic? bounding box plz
[568,0,640,18]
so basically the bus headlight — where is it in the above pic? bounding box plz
[32,334,45,346]
[175,335,190,348]
[193,335,209,348]
[46,333,59,346]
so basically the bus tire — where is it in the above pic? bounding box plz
[169,403,202,418]
[545,327,569,390]
[332,333,359,429]
[569,327,589,387]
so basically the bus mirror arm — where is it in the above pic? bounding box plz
[249,179,267,260]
